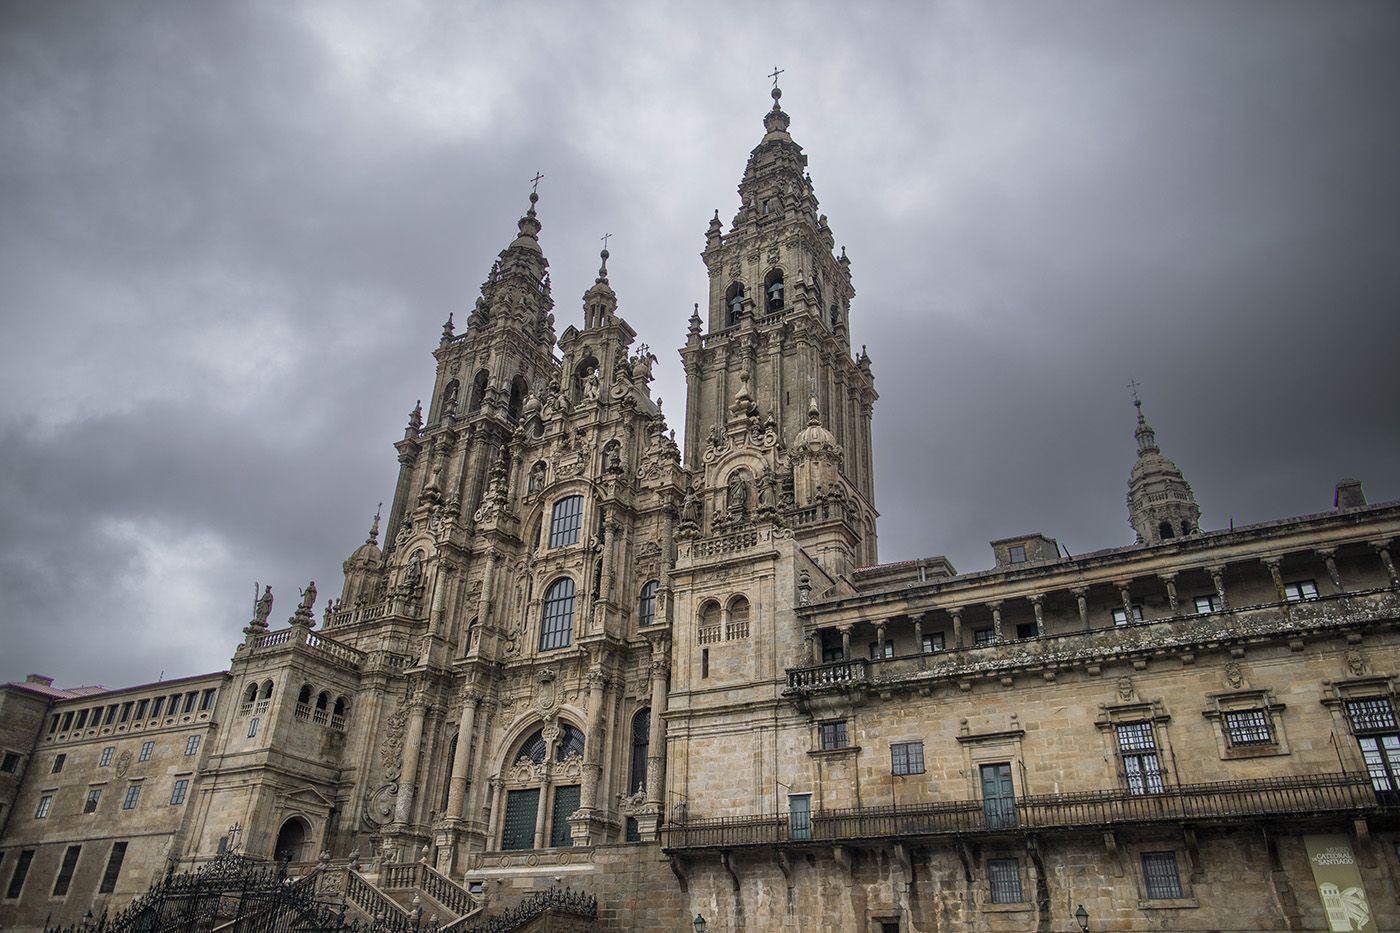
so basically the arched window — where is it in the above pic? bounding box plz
[298,685,312,705]
[1158,521,1175,540]
[638,580,659,628]
[727,595,751,640]
[517,730,548,764]
[468,369,489,414]
[440,734,457,811]
[507,376,528,425]
[316,692,328,709]
[243,684,258,704]
[260,680,274,700]
[539,578,576,651]
[333,696,347,717]
[725,283,746,326]
[629,709,651,794]
[764,269,785,312]
[697,600,721,644]
[549,495,584,548]
[830,302,841,331]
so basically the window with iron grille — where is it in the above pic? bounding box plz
[974,627,996,645]
[1116,722,1165,794]
[98,842,127,894]
[638,580,659,627]
[550,784,580,847]
[629,709,650,794]
[51,845,81,897]
[139,741,154,762]
[891,741,925,775]
[819,721,849,750]
[988,858,1023,903]
[1347,698,1398,734]
[502,789,539,851]
[1224,709,1274,746]
[1142,851,1184,899]
[539,578,576,651]
[922,633,945,653]
[548,496,584,548]
[122,784,141,810]
[625,817,640,842]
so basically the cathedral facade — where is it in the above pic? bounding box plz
[2,88,1399,933]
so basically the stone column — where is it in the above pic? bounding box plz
[1317,548,1344,592]
[1115,580,1134,624]
[1207,565,1228,610]
[580,671,607,811]
[533,728,559,850]
[1071,587,1089,629]
[444,694,479,821]
[598,510,617,607]
[949,608,964,648]
[875,622,887,658]
[645,641,670,806]
[428,563,452,638]
[1263,558,1287,603]
[988,601,1003,641]
[394,696,428,824]
[911,613,925,667]
[839,625,853,661]
[1029,594,1045,636]
[1372,540,1399,586]
[1157,574,1178,614]
[476,549,499,628]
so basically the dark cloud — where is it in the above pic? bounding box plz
[2,1,1397,686]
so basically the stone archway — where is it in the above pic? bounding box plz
[273,816,311,863]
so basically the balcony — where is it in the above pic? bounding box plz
[788,658,869,689]
[661,772,1387,851]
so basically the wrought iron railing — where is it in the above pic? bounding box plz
[458,887,595,933]
[662,772,1383,850]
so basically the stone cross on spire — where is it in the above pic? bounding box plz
[530,171,545,194]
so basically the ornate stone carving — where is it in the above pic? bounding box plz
[1224,661,1245,689]
[380,695,410,781]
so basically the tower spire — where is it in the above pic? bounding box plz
[1125,394,1200,544]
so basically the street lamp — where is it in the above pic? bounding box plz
[693,913,707,932]
[1075,904,1089,932]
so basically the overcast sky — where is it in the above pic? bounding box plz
[2,1,1397,689]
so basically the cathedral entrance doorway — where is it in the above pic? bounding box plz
[273,816,311,863]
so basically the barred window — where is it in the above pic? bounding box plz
[539,577,576,651]
[922,633,945,653]
[1142,851,1184,899]
[988,858,1023,903]
[548,496,584,548]
[819,721,849,751]
[1347,698,1397,734]
[1224,709,1273,746]
[1116,721,1165,795]
[891,741,925,776]
[974,627,996,645]
[638,580,659,628]
[629,709,651,793]
[1115,721,1156,751]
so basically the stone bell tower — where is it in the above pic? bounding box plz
[680,84,879,567]
[1126,398,1202,544]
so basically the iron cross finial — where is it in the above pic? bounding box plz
[1127,378,1142,404]
[530,171,545,194]
[600,232,612,251]
[769,66,785,88]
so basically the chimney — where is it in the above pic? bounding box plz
[1334,478,1366,510]
[25,674,54,687]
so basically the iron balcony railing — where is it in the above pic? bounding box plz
[661,772,1384,851]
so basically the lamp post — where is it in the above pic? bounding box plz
[1075,904,1089,932]
[693,913,706,932]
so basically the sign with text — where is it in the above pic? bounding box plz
[1304,834,1373,932]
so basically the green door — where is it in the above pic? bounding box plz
[789,794,812,841]
[980,763,1017,829]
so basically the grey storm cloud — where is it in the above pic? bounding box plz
[2,0,1397,687]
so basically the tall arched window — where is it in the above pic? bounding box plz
[507,376,528,425]
[726,595,751,640]
[556,724,585,761]
[539,578,576,651]
[764,269,785,311]
[440,734,457,811]
[468,369,489,413]
[549,496,584,548]
[638,580,659,628]
[260,680,274,699]
[697,600,721,644]
[441,379,460,417]
[629,709,651,794]
[725,283,746,326]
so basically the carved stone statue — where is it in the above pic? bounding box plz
[299,581,317,612]
[757,467,776,509]
[680,486,702,528]
[727,470,750,514]
[252,584,273,627]
[605,443,623,474]
[528,460,547,494]
[582,368,601,402]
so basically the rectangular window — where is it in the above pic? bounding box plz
[1,752,20,773]
[51,845,81,897]
[625,817,640,843]
[170,779,189,806]
[1223,709,1273,746]
[103,705,118,725]
[550,784,580,847]
[139,741,154,762]
[73,710,87,730]
[35,795,53,819]
[1015,622,1038,640]
[501,788,540,851]
[183,692,199,714]
[922,632,945,653]
[1346,698,1398,734]
[821,630,844,663]
[988,858,1023,903]
[119,702,133,723]
[1116,722,1166,795]
[6,849,34,899]
[200,688,217,711]
[248,718,259,738]
[100,746,114,767]
[1358,734,1400,802]
[185,736,201,757]
[51,754,66,774]
[84,789,101,814]
[891,741,925,776]
[134,699,148,719]
[868,640,893,659]
[122,784,141,810]
[1194,594,1221,613]
[1284,580,1319,601]
[1141,851,1184,899]
[98,842,127,895]
[53,713,65,733]
[1008,545,1027,564]
[819,721,849,751]
[974,627,996,645]
[547,495,584,548]
[150,697,164,719]
[701,648,709,679]
[1112,605,1145,626]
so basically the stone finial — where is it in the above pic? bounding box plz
[368,503,382,545]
